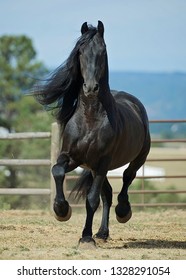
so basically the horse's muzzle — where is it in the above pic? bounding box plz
[83,82,99,96]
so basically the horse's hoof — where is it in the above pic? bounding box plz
[116,209,132,223]
[54,205,72,222]
[94,230,109,240]
[78,236,97,249]
[115,202,132,223]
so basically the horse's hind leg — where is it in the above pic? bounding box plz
[115,143,150,223]
[52,153,77,222]
[94,178,112,240]
[115,134,150,223]
[115,164,135,223]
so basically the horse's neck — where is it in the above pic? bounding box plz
[77,87,118,130]
[78,91,106,120]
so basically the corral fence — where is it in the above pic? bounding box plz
[0,120,186,210]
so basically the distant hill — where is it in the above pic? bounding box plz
[109,72,186,120]
[109,72,186,137]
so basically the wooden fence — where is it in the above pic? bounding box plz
[0,120,186,209]
[0,123,61,209]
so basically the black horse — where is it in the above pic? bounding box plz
[35,21,151,245]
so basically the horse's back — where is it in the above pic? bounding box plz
[111,90,149,128]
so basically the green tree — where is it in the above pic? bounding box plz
[0,35,47,131]
[0,35,51,194]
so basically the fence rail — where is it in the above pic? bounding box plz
[0,120,186,209]
[0,188,50,195]
[0,132,51,140]
[0,159,50,166]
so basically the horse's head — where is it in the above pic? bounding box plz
[79,21,108,96]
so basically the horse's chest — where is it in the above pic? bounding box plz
[77,129,104,156]
[69,123,110,165]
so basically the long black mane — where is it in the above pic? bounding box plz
[35,26,97,125]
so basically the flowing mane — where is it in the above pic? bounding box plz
[35,25,97,124]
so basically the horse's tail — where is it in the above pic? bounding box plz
[70,170,93,201]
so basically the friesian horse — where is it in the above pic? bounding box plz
[35,21,151,245]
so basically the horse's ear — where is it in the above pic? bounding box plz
[97,20,104,37]
[81,22,89,34]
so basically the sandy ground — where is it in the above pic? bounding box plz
[0,208,185,260]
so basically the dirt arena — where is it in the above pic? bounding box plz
[0,209,185,260]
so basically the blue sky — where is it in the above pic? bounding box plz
[0,0,186,72]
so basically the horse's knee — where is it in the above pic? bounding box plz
[52,164,65,179]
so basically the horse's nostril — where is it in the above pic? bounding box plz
[83,82,99,93]
[94,84,99,92]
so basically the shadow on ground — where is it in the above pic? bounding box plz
[97,238,186,250]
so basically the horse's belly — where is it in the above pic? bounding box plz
[109,132,145,170]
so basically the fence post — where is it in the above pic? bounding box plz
[50,122,62,211]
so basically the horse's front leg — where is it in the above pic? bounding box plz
[94,178,112,240]
[79,174,105,246]
[52,153,76,222]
